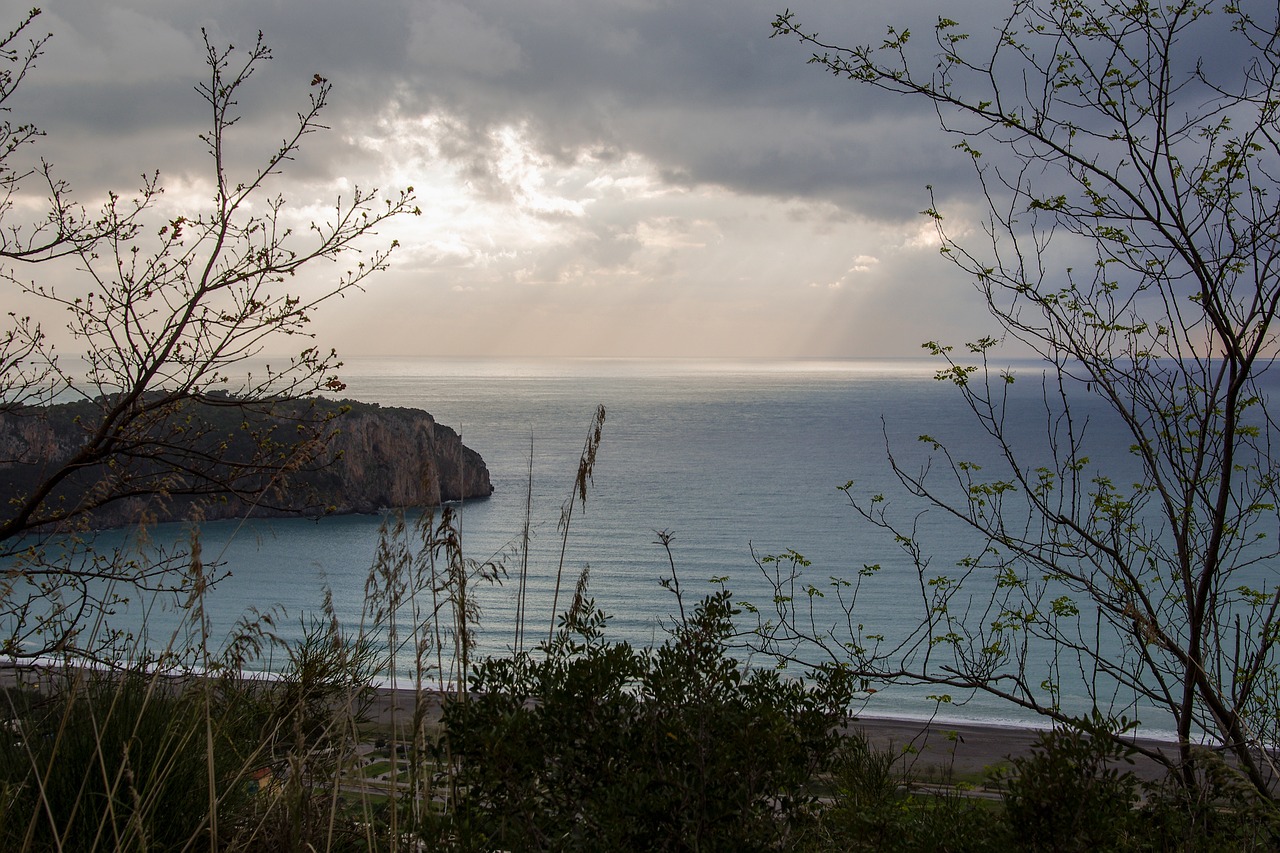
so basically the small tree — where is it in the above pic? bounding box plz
[768,0,1280,799]
[0,10,418,660]
[440,586,853,852]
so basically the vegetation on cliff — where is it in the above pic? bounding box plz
[0,394,492,530]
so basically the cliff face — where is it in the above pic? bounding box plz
[0,397,493,530]
[312,405,493,514]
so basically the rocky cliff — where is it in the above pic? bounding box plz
[0,396,493,530]
[299,402,493,514]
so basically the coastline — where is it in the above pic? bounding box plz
[843,715,1174,782]
[0,664,1177,785]
[363,684,1178,783]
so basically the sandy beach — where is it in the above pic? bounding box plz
[0,664,1178,784]
[363,684,1178,784]
[843,715,1176,782]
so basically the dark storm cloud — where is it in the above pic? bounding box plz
[12,1,980,214]
[377,0,983,216]
[13,0,1253,216]
[5,0,1258,358]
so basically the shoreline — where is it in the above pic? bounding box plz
[842,715,1175,782]
[0,664,1178,784]
[363,684,1178,783]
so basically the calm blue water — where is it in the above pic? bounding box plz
[16,357,1275,735]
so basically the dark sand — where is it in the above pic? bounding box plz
[0,666,1177,783]
[363,685,1179,783]
[1,664,1182,786]
[842,715,1176,782]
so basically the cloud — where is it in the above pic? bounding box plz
[16,0,1232,358]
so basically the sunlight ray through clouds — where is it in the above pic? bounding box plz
[312,106,977,356]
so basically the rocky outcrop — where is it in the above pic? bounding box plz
[302,403,493,514]
[0,397,492,530]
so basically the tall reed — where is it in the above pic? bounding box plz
[548,404,605,642]
[0,407,622,850]
[0,499,505,850]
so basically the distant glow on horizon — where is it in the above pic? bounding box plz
[300,108,986,359]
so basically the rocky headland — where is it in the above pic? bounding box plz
[0,396,492,530]
[296,401,493,514]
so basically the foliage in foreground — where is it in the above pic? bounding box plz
[438,587,855,851]
[1,580,1279,851]
[0,477,1277,852]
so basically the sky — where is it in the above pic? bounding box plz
[0,0,1206,359]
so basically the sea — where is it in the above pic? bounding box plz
[14,356,1264,736]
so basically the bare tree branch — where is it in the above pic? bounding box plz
[768,0,1280,799]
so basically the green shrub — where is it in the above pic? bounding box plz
[1140,746,1280,851]
[437,588,854,851]
[804,733,1004,852]
[998,718,1142,852]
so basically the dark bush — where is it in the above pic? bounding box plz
[438,589,854,851]
[998,717,1142,852]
